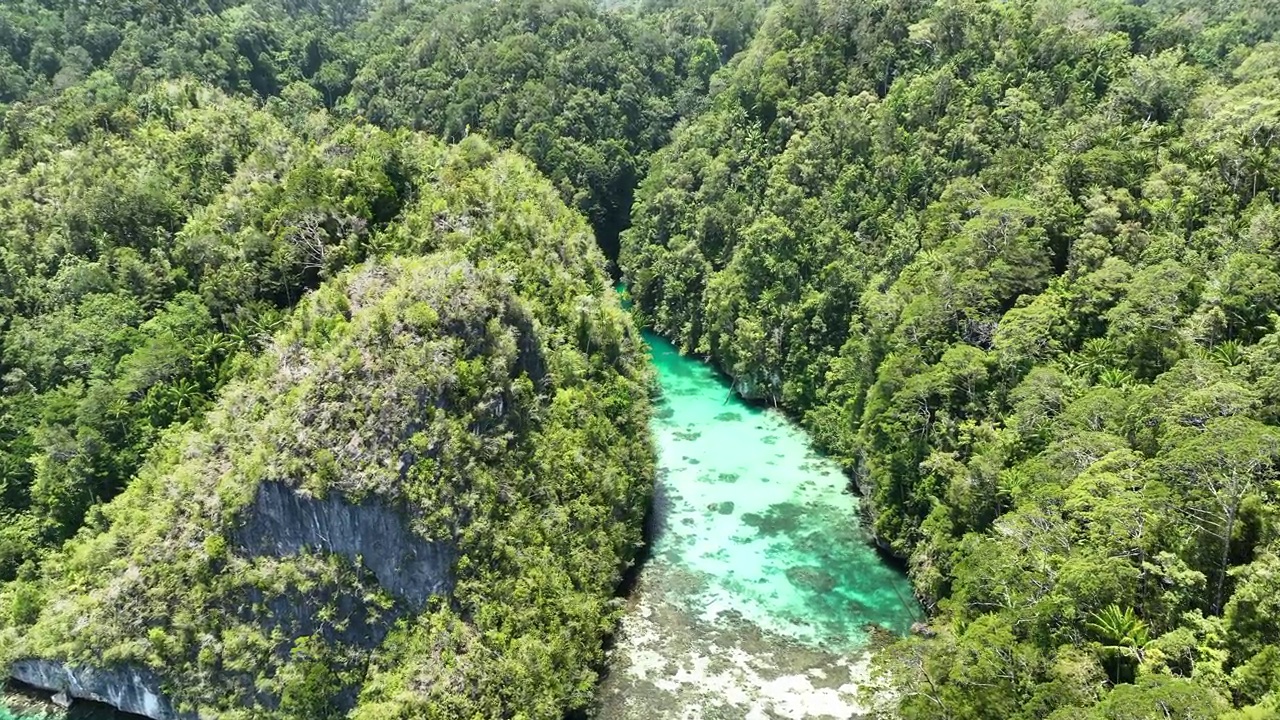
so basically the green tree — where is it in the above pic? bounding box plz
[1087,604,1150,684]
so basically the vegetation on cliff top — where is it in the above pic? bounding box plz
[0,0,754,576]
[0,93,653,718]
[7,0,1280,717]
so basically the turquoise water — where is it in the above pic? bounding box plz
[644,332,919,649]
[595,332,922,717]
[2,327,920,719]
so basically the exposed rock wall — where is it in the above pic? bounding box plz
[9,482,456,717]
[10,660,190,720]
[233,481,456,609]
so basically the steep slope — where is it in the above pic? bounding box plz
[1,133,654,720]
[622,0,1280,716]
[0,82,436,577]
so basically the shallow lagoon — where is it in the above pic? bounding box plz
[2,333,921,720]
[595,333,920,719]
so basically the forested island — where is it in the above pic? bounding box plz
[1,0,1279,718]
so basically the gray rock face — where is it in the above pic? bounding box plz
[8,483,456,717]
[10,659,190,720]
[233,480,456,608]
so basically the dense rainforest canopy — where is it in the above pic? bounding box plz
[622,0,1280,717]
[0,0,752,578]
[2,0,1280,718]
[0,0,762,258]
[1,83,655,718]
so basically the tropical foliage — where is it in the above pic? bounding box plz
[621,0,1280,716]
[0,128,654,718]
[6,0,1280,717]
[343,0,762,258]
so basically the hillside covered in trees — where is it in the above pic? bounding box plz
[3,0,1280,718]
[622,0,1280,717]
[0,81,655,717]
[0,0,750,578]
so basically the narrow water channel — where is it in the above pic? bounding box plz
[594,332,920,719]
[1,330,921,720]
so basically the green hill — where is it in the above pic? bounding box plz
[0,100,654,719]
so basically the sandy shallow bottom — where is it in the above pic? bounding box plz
[594,333,918,719]
[595,563,876,720]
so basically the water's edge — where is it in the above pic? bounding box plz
[2,681,139,720]
[3,331,919,720]
[591,332,918,719]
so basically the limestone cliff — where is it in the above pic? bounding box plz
[1,139,654,720]
[10,661,189,720]
[234,481,456,608]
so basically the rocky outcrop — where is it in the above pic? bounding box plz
[6,482,455,718]
[233,480,456,608]
[10,660,189,720]
[4,160,654,717]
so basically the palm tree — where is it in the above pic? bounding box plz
[1069,338,1120,381]
[251,310,284,339]
[588,274,607,297]
[166,378,206,421]
[105,398,133,422]
[1098,367,1135,389]
[227,321,254,354]
[1087,604,1150,684]
[1211,339,1244,368]
[193,333,229,368]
